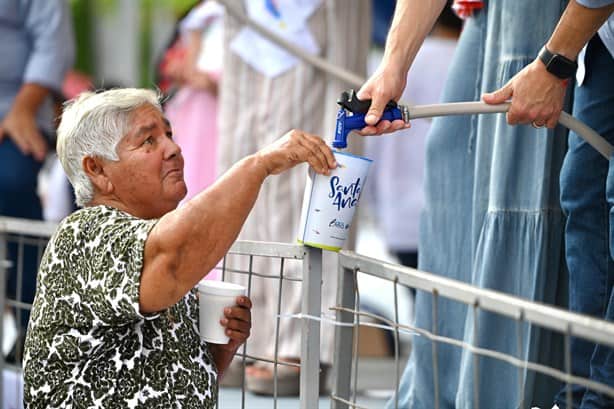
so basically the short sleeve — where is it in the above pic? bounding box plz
[74,208,158,326]
[23,0,75,92]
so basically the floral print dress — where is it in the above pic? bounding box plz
[23,206,217,408]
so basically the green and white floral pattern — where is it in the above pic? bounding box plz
[23,206,217,408]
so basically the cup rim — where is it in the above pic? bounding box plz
[332,150,373,162]
[198,280,246,296]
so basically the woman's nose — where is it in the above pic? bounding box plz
[165,137,182,159]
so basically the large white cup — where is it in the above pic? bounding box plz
[198,280,247,344]
[298,150,372,251]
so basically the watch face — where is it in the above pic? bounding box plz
[539,46,577,79]
[547,55,577,79]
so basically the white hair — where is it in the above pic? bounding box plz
[56,88,162,207]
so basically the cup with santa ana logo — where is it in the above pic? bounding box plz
[298,150,372,251]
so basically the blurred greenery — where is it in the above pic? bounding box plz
[69,0,200,86]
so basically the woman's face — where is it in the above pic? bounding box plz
[102,104,187,219]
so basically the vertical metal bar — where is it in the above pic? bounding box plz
[272,257,285,409]
[472,302,480,409]
[221,255,227,281]
[300,247,322,409]
[36,239,44,268]
[0,232,8,404]
[431,290,440,409]
[516,311,525,409]
[241,255,254,409]
[565,325,572,408]
[331,264,356,409]
[16,237,24,336]
[216,257,227,408]
[351,269,360,405]
[393,279,400,409]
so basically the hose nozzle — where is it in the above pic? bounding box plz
[333,89,408,149]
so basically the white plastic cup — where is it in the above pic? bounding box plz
[297,150,372,252]
[198,280,247,344]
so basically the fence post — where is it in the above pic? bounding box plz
[331,263,356,409]
[300,246,323,409]
[0,231,8,405]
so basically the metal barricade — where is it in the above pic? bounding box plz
[5,216,614,408]
[0,216,326,409]
[215,240,324,409]
[330,251,614,409]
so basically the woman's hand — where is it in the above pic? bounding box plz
[256,129,337,176]
[482,59,567,129]
[208,295,252,378]
[356,62,410,135]
[220,295,252,351]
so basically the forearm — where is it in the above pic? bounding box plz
[209,344,238,379]
[547,1,614,59]
[173,155,268,269]
[163,153,267,271]
[141,155,268,312]
[9,83,50,117]
[383,0,448,73]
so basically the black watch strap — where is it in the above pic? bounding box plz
[538,46,577,80]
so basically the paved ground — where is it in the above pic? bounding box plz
[219,387,390,408]
[217,357,406,409]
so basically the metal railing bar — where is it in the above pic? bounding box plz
[5,300,32,311]
[4,236,48,247]
[241,255,254,409]
[329,395,370,409]
[228,240,306,259]
[0,217,57,237]
[331,265,357,409]
[0,233,6,403]
[331,307,614,398]
[516,312,526,409]
[338,252,614,346]
[299,247,322,409]
[351,269,360,405]
[16,237,24,351]
[393,279,400,409]
[432,291,440,409]
[216,266,302,282]
[273,257,285,407]
[233,353,301,369]
[472,303,480,409]
[565,330,573,408]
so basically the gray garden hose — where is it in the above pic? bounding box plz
[408,102,613,159]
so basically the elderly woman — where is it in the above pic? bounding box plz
[22,88,336,408]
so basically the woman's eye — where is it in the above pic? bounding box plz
[143,136,154,145]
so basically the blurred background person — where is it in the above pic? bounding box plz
[482,2,614,406]
[43,69,94,223]
[0,0,74,355]
[160,0,224,203]
[358,0,571,407]
[218,0,371,395]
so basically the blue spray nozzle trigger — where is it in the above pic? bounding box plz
[333,89,405,149]
[333,106,404,149]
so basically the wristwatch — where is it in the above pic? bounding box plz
[538,46,577,79]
